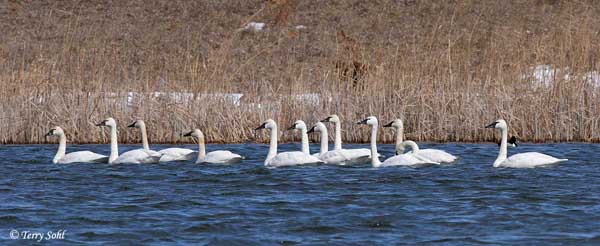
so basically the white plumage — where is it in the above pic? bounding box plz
[256,119,323,167]
[320,114,373,164]
[183,129,243,164]
[157,148,196,162]
[46,126,107,164]
[383,118,457,163]
[112,149,162,164]
[309,122,369,165]
[486,119,567,168]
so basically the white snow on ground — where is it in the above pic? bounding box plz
[525,65,569,88]
[291,93,320,105]
[523,65,600,88]
[125,92,243,106]
[243,22,265,32]
[584,71,600,88]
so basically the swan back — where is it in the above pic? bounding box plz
[113,149,162,164]
[498,152,568,168]
[199,150,243,164]
[266,151,323,167]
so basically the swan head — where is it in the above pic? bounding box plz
[321,114,340,123]
[127,119,146,129]
[183,129,204,139]
[383,118,403,129]
[288,120,307,131]
[96,117,117,128]
[357,116,378,126]
[485,119,507,130]
[255,119,276,130]
[45,126,65,137]
[307,122,327,134]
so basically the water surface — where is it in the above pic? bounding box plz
[1,143,599,245]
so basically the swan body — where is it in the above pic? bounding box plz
[486,119,567,168]
[46,127,107,164]
[321,114,373,164]
[128,120,192,162]
[256,119,323,167]
[383,118,457,163]
[112,149,162,164]
[184,129,243,164]
[381,141,439,166]
[157,148,196,162]
[96,118,162,164]
[358,116,438,168]
[308,122,367,165]
[413,149,456,163]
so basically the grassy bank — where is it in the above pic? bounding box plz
[1,0,600,144]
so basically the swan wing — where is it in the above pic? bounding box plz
[198,150,243,164]
[318,150,355,165]
[158,148,196,162]
[58,151,108,164]
[418,149,458,163]
[500,152,567,168]
[267,151,323,167]
[338,149,371,165]
[113,149,162,164]
[382,153,437,167]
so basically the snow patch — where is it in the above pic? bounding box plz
[244,22,265,32]
[526,65,569,88]
[584,71,600,88]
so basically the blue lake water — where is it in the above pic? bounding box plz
[1,143,599,245]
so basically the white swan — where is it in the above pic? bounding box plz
[383,118,458,163]
[255,119,323,167]
[308,122,364,165]
[485,119,567,168]
[382,141,440,166]
[357,116,438,167]
[127,120,195,162]
[320,114,371,164]
[46,126,108,164]
[183,129,243,164]
[287,120,312,155]
[96,118,162,164]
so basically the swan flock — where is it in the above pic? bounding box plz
[44,116,568,168]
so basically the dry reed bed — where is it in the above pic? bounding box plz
[1,0,600,144]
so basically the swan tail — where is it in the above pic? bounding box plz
[94,156,110,163]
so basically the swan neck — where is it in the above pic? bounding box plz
[395,126,404,153]
[301,128,309,155]
[334,121,342,150]
[196,136,206,162]
[404,141,419,153]
[140,124,150,151]
[53,134,67,163]
[319,128,328,155]
[109,125,119,163]
[495,126,509,167]
[370,124,381,167]
[266,125,278,164]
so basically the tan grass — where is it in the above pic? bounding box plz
[1,0,600,144]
